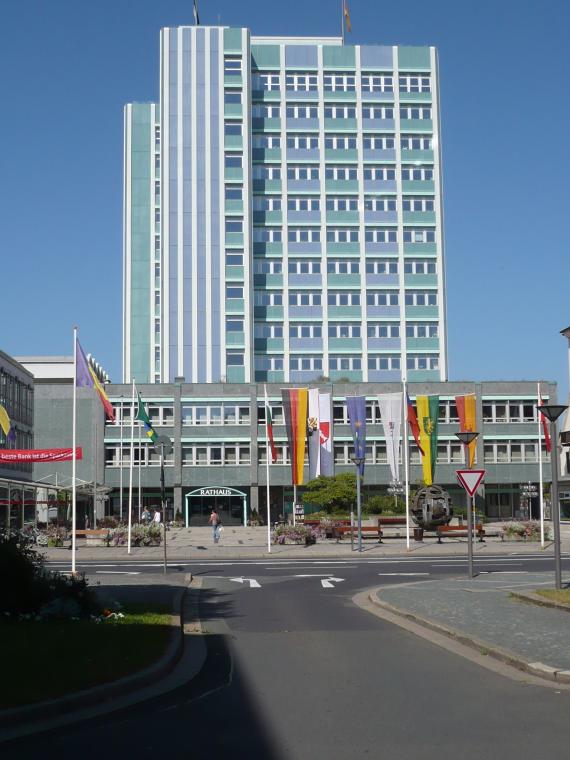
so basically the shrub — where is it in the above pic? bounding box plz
[272,524,321,545]
[107,524,162,547]
[502,520,551,541]
[99,516,120,529]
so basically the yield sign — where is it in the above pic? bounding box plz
[456,469,485,496]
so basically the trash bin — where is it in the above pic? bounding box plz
[413,527,424,542]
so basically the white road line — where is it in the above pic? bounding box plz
[378,572,430,576]
[229,577,261,588]
[95,571,140,575]
[321,577,345,588]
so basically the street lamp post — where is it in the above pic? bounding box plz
[519,481,538,521]
[455,430,479,579]
[350,456,365,552]
[387,480,404,513]
[535,404,567,590]
[154,435,173,574]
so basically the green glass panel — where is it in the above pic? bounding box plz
[224,103,243,119]
[329,370,363,382]
[325,149,358,162]
[254,338,285,352]
[225,199,244,214]
[399,92,432,103]
[323,91,356,102]
[323,46,355,68]
[406,369,440,382]
[252,117,281,131]
[325,179,359,193]
[226,366,246,383]
[226,232,244,247]
[224,134,243,150]
[253,273,283,288]
[397,46,431,71]
[402,180,435,194]
[404,274,438,287]
[253,210,282,225]
[400,119,433,133]
[401,149,434,163]
[403,211,435,224]
[225,265,245,280]
[326,242,361,256]
[224,167,243,182]
[251,44,280,69]
[328,337,362,351]
[224,74,243,87]
[326,210,359,224]
[328,306,361,319]
[252,148,281,162]
[224,28,243,52]
[405,306,439,319]
[327,273,361,287]
[324,118,357,131]
[406,337,439,351]
[226,298,245,314]
[226,332,245,347]
[403,243,437,255]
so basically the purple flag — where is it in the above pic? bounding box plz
[346,395,367,476]
[76,339,94,388]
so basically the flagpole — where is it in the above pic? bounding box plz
[341,0,344,45]
[138,422,142,523]
[71,327,78,575]
[127,379,135,554]
[119,394,123,522]
[403,379,411,551]
[538,382,545,548]
[265,386,271,553]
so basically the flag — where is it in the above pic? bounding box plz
[455,394,477,467]
[0,405,10,437]
[416,395,439,485]
[347,396,366,476]
[264,386,278,464]
[343,0,352,33]
[318,392,334,476]
[308,388,320,479]
[378,393,403,483]
[281,388,308,485]
[136,391,158,443]
[75,339,115,422]
[193,0,200,24]
[406,393,424,455]
[538,388,552,453]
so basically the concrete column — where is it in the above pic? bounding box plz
[174,485,183,518]
[250,485,259,515]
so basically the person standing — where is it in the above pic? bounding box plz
[208,507,221,544]
[153,508,161,525]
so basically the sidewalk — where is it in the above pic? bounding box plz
[42,523,570,561]
[370,572,570,682]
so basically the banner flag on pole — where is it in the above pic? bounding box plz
[308,388,320,479]
[136,391,158,443]
[406,393,424,455]
[378,392,403,483]
[416,395,439,485]
[193,0,200,24]
[347,396,366,476]
[75,339,115,421]
[538,387,552,453]
[318,392,334,477]
[264,386,278,464]
[455,394,477,467]
[281,388,309,485]
[343,0,352,32]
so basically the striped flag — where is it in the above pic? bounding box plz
[416,395,439,485]
[455,394,477,467]
[538,388,552,453]
[281,388,309,485]
[76,339,115,422]
[343,0,352,33]
[264,386,278,464]
[136,391,158,443]
[406,393,424,455]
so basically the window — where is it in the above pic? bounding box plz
[403,196,434,212]
[329,323,361,338]
[254,291,283,306]
[288,197,320,211]
[368,355,401,370]
[404,259,436,274]
[289,292,322,306]
[253,196,281,211]
[252,104,280,118]
[361,74,393,92]
[225,186,243,201]
[290,324,322,338]
[405,291,437,306]
[365,228,397,243]
[225,154,242,168]
[406,354,439,370]
[226,318,244,332]
[366,259,398,274]
[367,323,400,338]
[401,135,432,150]
[226,286,243,299]
[224,91,242,105]
[330,356,361,370]
[252,72,280,90]
[366,291,399,306]
[406,322,438,338]
[252,134,281,149]
[288,260,321,274]
[224,122,242,136]
[255,323,283,338]
[483,400,540,423]
[287,165,319,180]
[285,72,318,92]
[325,165,357,180]
[286,104,318,119]
[362,105,394,119]
[225,220,243,234]
[402,166,434,181]
[326,228,359,242]
[253,259,282,274]
[403,228,436,243]
[226,251,244,266]
[288,228,321,243]
[252,165,281,180]
[483,440,541,464]
[253,227,282,242]
[255,355,284,371]
[326,197,358,211]
[364,197,396,212]
[182,443,250,466]
[327,260,359,274]
[325,135,357,150]
[290,356,324,370]
[327,292,360,306]
[224,57,242,76]
[324,73,356,92]
[324,105,356,119]
[399,74,431,93]
[287,135,319,149]
[364,166,396,181]
[400,106,432,120]
[363,135,395,150]
[226,351,244,366]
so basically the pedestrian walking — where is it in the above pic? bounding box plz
[208,507,221,543]
[153,508,161,525]
[142,507,151,524]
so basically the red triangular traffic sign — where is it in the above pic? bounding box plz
[456,469,485,497]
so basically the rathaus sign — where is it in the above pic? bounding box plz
[198,488,234,497]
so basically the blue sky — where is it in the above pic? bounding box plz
[2,0,569,397]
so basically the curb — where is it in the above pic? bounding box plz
[368,588,570,685]
[0,586,187,729]
[510,590,570,613]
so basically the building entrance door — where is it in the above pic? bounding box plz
[185,487,248,526]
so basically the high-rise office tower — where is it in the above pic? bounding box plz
[124,27,447,385]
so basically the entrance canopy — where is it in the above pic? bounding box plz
[185,486,248,527]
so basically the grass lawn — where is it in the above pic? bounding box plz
[1,604,174,710]
[535,589,570,605]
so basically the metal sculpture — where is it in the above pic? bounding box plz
[411,484,453,529]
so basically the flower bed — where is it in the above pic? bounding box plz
[107,524,163,547]
[502,520,551,541]
[272,523,326,545]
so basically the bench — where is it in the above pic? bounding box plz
[378,517,407,527]
[73,529,110,546]
[334,525,383,543]
[437,524,485,543]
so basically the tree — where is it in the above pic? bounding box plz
[303,472,356,514]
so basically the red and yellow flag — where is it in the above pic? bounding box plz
[343,0,352,33]
[281,388,308,485]
[455,394,477,467]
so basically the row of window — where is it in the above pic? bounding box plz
[251,321,438,339]
[253,354,438,372]
[251,291,438,307]
[249,103,431,120]
[252,196,434,212]
[251,164,434,181]
[248,227,435,243]
[249,133,432,151]
[254,259,436,275]
[250,71,431,93]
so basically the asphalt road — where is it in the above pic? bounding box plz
[5,554,570,759]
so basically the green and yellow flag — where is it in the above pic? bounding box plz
[416,395,439,485]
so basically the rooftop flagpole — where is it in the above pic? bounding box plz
[341,0,344,45]
[71,327,78,575]
[127,379,135,554]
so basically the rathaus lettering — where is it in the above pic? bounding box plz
[200,488,233,497]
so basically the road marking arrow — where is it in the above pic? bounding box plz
[230,577,261,588]
[321,577,345,588]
